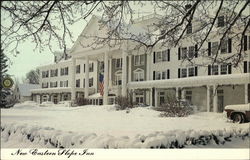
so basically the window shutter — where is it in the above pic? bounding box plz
[168,49,170,61]
[195,44,198,58]
[228,64,232,74]
[244,61,247,73]
[243,35,247,51]
[153,52,156,63]
[178,68,180,78]
[153,71,156,80]
[208,42,211,56]
[178,48,181,60]
[208,65,211,75]
[249,36,250,50]
[195,66,198,76]
[228,38,232,53]
[167,69,170,79]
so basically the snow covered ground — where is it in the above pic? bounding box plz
[1,101,249,148]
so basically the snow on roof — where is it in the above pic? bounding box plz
[128,73,250,89]
[88,93,102,99]
[18,84,40,96]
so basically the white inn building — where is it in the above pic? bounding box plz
[31,13,250,112]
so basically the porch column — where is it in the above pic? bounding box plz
[146,53,151,80]
[181,88,185,99]
[103,52,109,105]
[84,56,89,99]
[149,88,153,106]
[213,85,218,112]
[122,50,127,97]
[245,83,248,104]
[71,58,76,101]
[176,87,179,100]
[128,55,132,82]
[155,88,158,107]
[109,59,112,87]
[207,85,210,112]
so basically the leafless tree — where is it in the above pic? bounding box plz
[1,1,249,67]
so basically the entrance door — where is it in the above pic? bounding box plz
[53,95,58,104]
[36,95,41,104]
[218,96,224,112]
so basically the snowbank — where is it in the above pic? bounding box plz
[1,122,249,148]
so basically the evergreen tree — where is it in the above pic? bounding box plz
[0,48,9,88]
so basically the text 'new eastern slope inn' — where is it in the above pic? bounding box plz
[31,13,250,112]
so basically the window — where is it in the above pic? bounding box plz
[50,81,57,88]
[99,61,104,72]
[135,92,144,104]
[115,75,122,85]
[212,65,219,75]
[76,79,80,88]
[89,63,94,72]
[221,39,228,53]
[42,71,49,78]
[156,71,161,80]
[42,82,48,88]
[60,81,63,87]
[115,58,122,69]
[188,46,195,58]
[156,51,162,62]
[187,23,192,34]
[76,65,80,74]
[181,68,187,78]
[181,47,187,59]
[61,67,69,76]
[220,64,227,75]
[186,91,192,102]
[60,81,68,87]
[212,42,219,55]
[188,67,194,77]
[218,16,225,27]
[162,71,166,79]
[134,69,144,81]
[134,55,145,66]
[162,50,168,61]
[50,69,58,77]
[89,77,93,87]
[63,94,69,101]
[159,92,165,105]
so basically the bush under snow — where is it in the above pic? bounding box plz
[1,122,249,148]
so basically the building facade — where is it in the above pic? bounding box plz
[31,13,250,112]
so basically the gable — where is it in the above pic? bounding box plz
[70,16,109,54]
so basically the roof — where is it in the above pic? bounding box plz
[128,73,250,89]
[18,84,40,96]
[88,93,102,99]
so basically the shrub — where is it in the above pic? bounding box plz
[154,96,194,117]
[114,95,136,110]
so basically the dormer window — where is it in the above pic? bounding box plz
[218,16,225,27]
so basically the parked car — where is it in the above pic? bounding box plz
[224,103,250,123]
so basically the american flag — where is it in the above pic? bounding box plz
[99,73,104,96]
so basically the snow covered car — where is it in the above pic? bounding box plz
[224,103,250,123]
